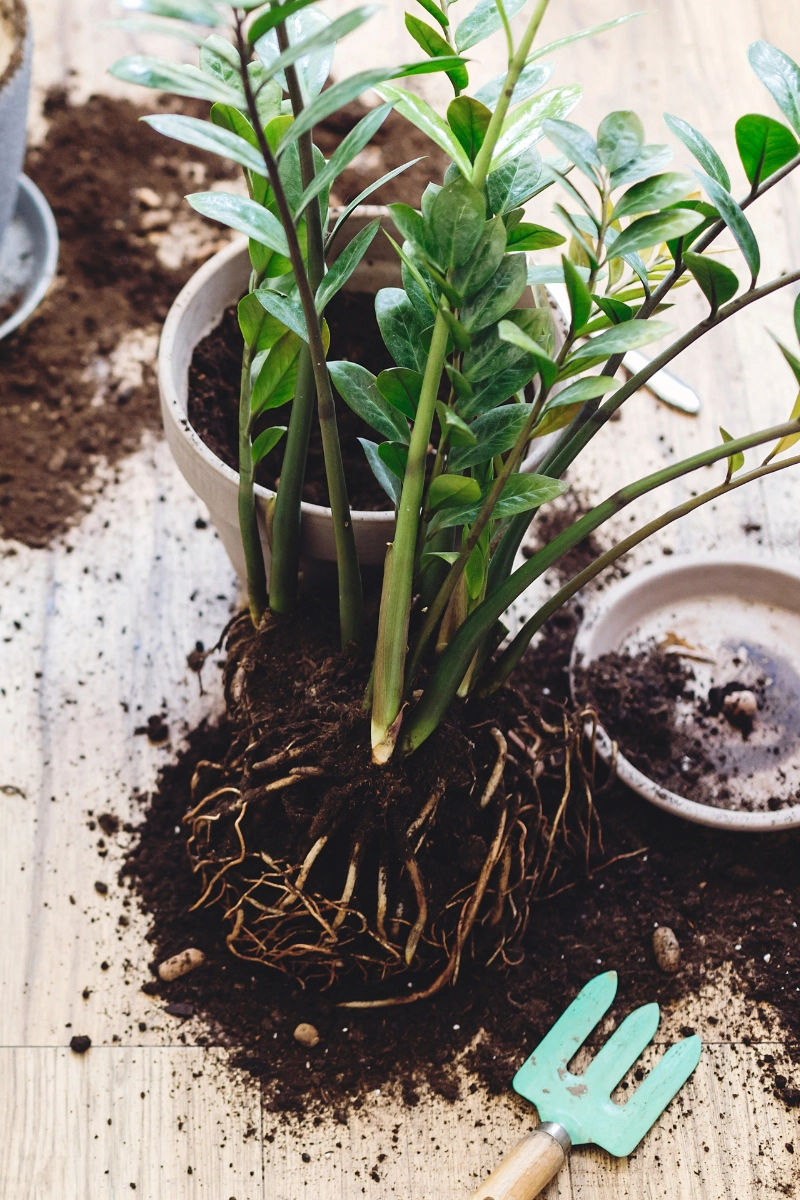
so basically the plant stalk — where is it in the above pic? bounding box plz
[237,342,268,623]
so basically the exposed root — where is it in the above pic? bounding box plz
[480,728,507,808]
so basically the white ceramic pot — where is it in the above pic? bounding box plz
[571,554,800,831]
[0,0,31,248]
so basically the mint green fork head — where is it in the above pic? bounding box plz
[512,972,702,1157]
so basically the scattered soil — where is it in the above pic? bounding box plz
[0,94,446,545]
[124,605,800,1117]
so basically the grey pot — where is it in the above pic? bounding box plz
[0,0,31,250]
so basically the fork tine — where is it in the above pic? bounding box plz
[603,1035,703,1157]
[582,1002,661,1095]
[516,972,618,1080]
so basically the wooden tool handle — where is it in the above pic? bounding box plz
[468,1128,567,1200]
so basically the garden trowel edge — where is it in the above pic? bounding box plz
[468,971,702,1200]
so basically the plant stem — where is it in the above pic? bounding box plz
[238,341,268,623]
[478,451,800,695]
[371,307,451,760]
[234,17,364,648]
[399,416,800,755]
[471,0,550,192]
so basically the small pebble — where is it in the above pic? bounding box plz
[134,186,163,209]
[653,925,681,973]
[294,1022,320,1048]
[158,948,206,982]
[723,689,757,722]
[94,881,108,895]
[70,1034,91,1054]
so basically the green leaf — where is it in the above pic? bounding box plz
[255,289,308,343]
[562,254,592,331]
[748,41,800,137]
[377,368,424,419]
[109,56,242,105]
[444,364,472,401]
[358,438,401,504]
[251,425,286,464]
[316,219,380,312]
[413,0,449,29]
[527,13,645,64]
[609,144,672,188]
[374,84,472,176]
[527,263,593,285]
[440,307,472,351]
[612,171,695,219]
[542,117,600,181]
[735,113,799,188]
[564,319,674,368]
[427,175,486,271]
[238,292,285,350]
[209,102,258,147]
[764,391,800,462]
[378,440,409,478]
[461,254,527,334]
[795,293,800,345]
[432,472,568,530]
[297,103,394,216]
[609,208,704,260]
[328,361,410,442]
[401,253,439,319]
[773,337,800,388]
[497,321,559,389]
[464,542,487,600]
[428,474,481,509]
[485,149,543,215]
[491,84,583,170]
[663,113,730,190]
[459,364,536,417]
[463,309,545,381]
[435,401,476,446]
[597,110,644,173]
[454,0,526,52]
[376,288,429,372]
[141,113,268,175]
[186,192,291,256]
[255,7,376,100]
[452,217,507,297]
[119,0,221,24]
[693,170,760,281]
[447,96,493,162]
[682,251,738,312]
[474,62,555,111]
[387,203,428,259]
[247,0,319,43]
[505,222,565,252]
[590,294,633,326]
[449,404,534,470]
[405,14,468,91]
[250,331,303,414]
[327,157,425,247]
[720,426,745,478]
[541,374,620,407]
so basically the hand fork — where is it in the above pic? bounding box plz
[468,971,702,1199]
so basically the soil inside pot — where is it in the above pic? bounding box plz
[122,603,800,1117]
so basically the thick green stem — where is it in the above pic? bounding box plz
[371,307,450,760]
[238,342,268,623]
[478,451,800,695]
[400,417,800,755]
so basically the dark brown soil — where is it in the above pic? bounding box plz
[122,604,800,1117]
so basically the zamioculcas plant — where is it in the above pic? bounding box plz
[114,0,800,1002]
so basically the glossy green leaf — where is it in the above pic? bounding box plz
[328,361,410,442]
[374,84,472,175]
[141,113,267,174]
[461,254,527,334]
[497,321,558,389]
[435,401,476,446]
[609,144,672,188]
[438,307,470,352]
[375,288,429,372]
[485,149,543,215]
[612,171,695,219]
[405,14,468,91]
[491,84,583,170]
[693,170,760,281]
[541,374,620,407]
[564,319,674,368]
[377,368,424,419]
[428,474,481,509]
[663,113,730,190]
[463,313,535,382]
[609,208,704,260]
[735,113,799,188]
[526,263,593,285]
[238,293,287,351]
[720,426,745,477]
[378,440,409,478]
[255,289,308,342]
[475,61,555,112]
[187,192,290,256]
[297,103,394,216]
[449,404,534,470]
[247,0,319,42]
[120,0,221,24]
[109,55,242,104]
[748,41,800,136]
[526,13,645,64]
[452,217,507,297]
[591,294,634,326]
[446,364,474,401]
[562,253,592,331]
[387,203,428,259]
[454,0,526,53]
[427,174,486,270]
[358,437,401,503]
[432,472,568,531]
[401,254,439,320]
[413,0,449,29]
[597,110,644,173]
[773,337,800,388]
[506,222,565,252]
[251,425,286,464]
[316,219,380,312]
[682,251,738,312]
[542,117,600,181]
[250,331,303,414]
[448,96,493,162]
[209,101,258,147]
[254,7,353,102]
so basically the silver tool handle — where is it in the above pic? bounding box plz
[468,1124,570,1200]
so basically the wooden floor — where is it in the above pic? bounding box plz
[2,0,800,1195]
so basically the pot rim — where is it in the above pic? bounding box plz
[0,0,27,92]
[569,551,800,831]
[158,235,395,527]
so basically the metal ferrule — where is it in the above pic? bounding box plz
[538,1122,572,1155]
